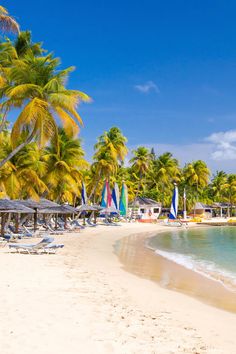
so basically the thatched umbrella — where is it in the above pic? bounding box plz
[15,198,61,231]
[77,204,99,212]
[0,199,35,236]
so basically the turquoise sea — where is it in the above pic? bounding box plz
[146,227,236,291]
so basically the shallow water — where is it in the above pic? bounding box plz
[147,227,236,291]
[115,228,236,312]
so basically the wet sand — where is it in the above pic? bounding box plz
[115,230,236,313]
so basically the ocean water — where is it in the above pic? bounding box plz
[146,227,236,291]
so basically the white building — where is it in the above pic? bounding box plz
[129,197,162,221]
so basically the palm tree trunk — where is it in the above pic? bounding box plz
[0,133,34,169]
[88,170,102,203]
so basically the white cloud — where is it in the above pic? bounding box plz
[128,137,236,173]
[206,130,236,160]
[134,81,160,94]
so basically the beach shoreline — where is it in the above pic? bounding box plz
[1,222,236,353]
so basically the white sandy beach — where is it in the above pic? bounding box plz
[1,223,236,354]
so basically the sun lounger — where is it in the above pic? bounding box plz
[86,219,97,227]
[71,219,85,229]
[8,236,63,254]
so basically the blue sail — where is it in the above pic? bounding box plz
[169,185,178,219]
[111,183,119,210]
[81,182,87,205]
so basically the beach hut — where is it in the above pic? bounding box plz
[192,202,213,219]
[129,197,162,221]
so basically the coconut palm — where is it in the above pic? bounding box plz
[183,160,210,194]
[0,6,19,34]
[183,160,211,213]
[210,170,228,202]
[150,152,181,206]
[222,174,236,216]
[94,127,128,164]
[0,133,47,199]
[43,128,88,204]
[0,51,90,168]
[129,146,152,196]
[88,127,128,202]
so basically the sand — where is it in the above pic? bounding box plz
[1,223,236,354]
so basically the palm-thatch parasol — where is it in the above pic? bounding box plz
[0,199,35,236]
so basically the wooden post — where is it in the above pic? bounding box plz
[1,213,5,237]
[55,214,58,229]
[15,213,19,233]
[34,209,37,232]
[64,214,67,229]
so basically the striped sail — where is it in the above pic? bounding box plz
[111,183,119,210]
[169,185,178,219]
[101,180,112,207]
[101,181,107,208]
[119,183,128,216]
[81,182,87,205]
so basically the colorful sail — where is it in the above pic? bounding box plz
[119,183,128,216]
[101,180,112,207]
[111,183,119,210]
[169,184,178,219]
[81,182,87,205]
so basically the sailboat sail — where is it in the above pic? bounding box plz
[101,180,112,208]
[120,183,128,216]
[111,183,119,210]
[169,185,178,219]
[81,182,87,205]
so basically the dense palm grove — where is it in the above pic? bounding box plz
[0,7,236,212]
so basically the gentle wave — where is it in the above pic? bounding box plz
[153,248,236,292]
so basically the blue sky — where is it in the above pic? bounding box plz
[5,0,236,172]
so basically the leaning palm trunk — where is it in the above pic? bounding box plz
[0,132,34,168]
[88,171,101,203]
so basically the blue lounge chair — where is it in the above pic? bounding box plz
[8,237,63,254]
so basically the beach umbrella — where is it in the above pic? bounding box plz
[38,205,78,214]
[0,199,35,237]
[77,204,98,212]
[119,183,128,216]
[100,206,119,215]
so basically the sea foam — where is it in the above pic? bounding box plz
[154,248,236,292]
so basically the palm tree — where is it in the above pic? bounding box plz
[94,127,128,165]
[210,170,227,202]
[0,134,47,199]
[183,160,211,213]
[151,152,181,206]
[88,127,128,202]
[129,146,152,197]
[0,6,19,34]
[223,174,236,217]
[43,128,88,204]
[0,50,90,168]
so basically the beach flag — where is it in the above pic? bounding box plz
[119,183,128,216]
[81,182,87,205]
[101,180,112,207]
[169,184,178,219]
[111,183,120,210]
